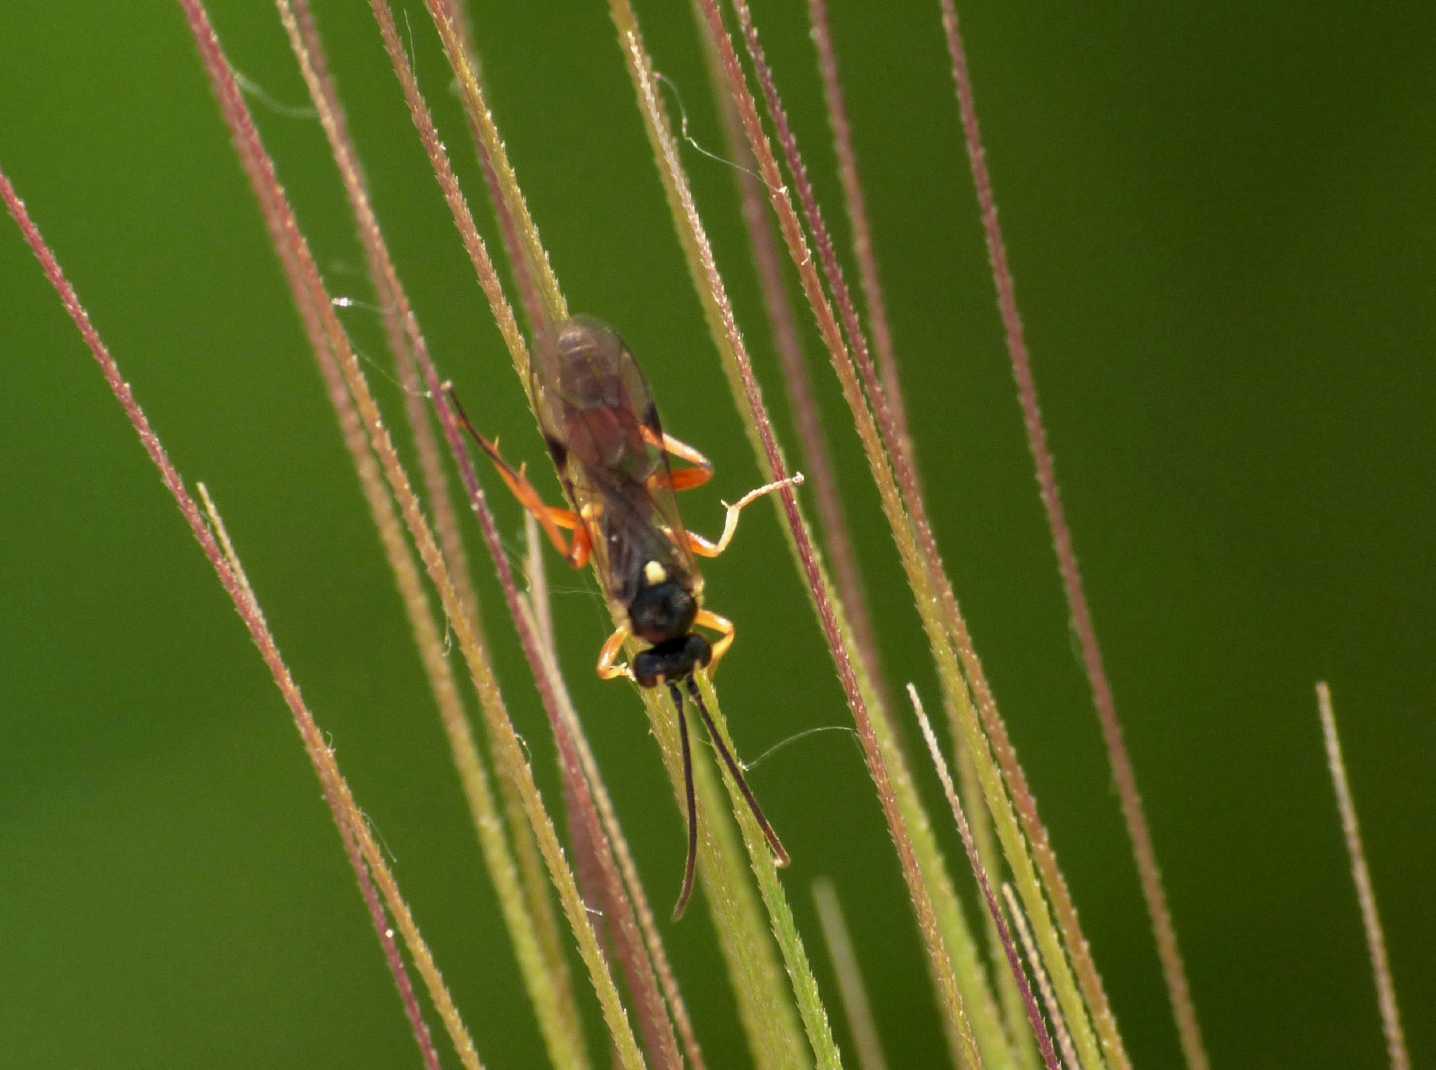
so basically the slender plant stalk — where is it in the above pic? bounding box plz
[286,0,486,638]
[182,3,657,1065]
[368,6,731,1066]
[911,687,1059,1070]
[693,2,888,707]
[380,5,813,1066]
[1316,683,1410,1070]
[519,592,709,1070]
[368,0,533,377]
[614,9,854,1069]
[1004,885,1078,1070]
[805,6,1029,1056]
[715,3,1115,1065]
[443,23,550,337]
[698,2,1081,1065]
[423,0,567,331]
[521,517,707,1070]
[617,6,997,1066]
[197,482,442,1070]
[950,694,1026,1067]
[803,23,1020,1050]
[938,4,1201,1068]
[273,7,592,1066]
[812,880,890,1070]
[805,0,913,464]
[1,164,474,1070]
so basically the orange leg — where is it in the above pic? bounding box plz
[643,429,715,493]
[445,386,590,566]
[661,432,714,489]
[596,623,633,681]
[664,466,712,492]
[685,473,805,559]
[695,609,735,674]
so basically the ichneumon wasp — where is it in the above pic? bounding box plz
[450,316,800,918]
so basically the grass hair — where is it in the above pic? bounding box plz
[910,684,1060,1070]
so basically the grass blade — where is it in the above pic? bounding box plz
[696,5,888,706]
[805,0,912,463]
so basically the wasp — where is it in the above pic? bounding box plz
[451,316,799,917]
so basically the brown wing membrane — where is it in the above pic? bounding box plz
[531,317,697,607]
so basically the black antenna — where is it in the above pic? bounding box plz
[669,682,700,920]
[687,677,790,868]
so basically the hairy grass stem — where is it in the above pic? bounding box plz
[695,4,888,709]
[182,3,656,1064]
[938,4,1202,1067]
[620,3,996,1064]
[1,162,469,1070]
[369,3,810,1064]
[1003,886,1078,1070]
[274,5,590,1064]
[911,686,1058,1070]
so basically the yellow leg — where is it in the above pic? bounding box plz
[686,473,805,559]
[596,623,633,681]
[695,609,735,674]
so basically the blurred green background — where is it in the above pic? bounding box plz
[3,3,1431,1067]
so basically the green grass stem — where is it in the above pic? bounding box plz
[274,5,591,1064]
[617,5,1005,1065]
[1,162,474,1070]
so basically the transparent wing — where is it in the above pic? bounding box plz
[532,317,697,606]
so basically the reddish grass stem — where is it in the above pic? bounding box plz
[806,0,912,462]
[938,4,1204,1068]
[1,164,448,1070]
[620,8,980,1065]
[276,5,589,1065]
[180,1,648,1064]
[366,8,685,1065]
[1003,885,1078,1070]
[1316,683,1410,1070]
[698,8,888,708]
